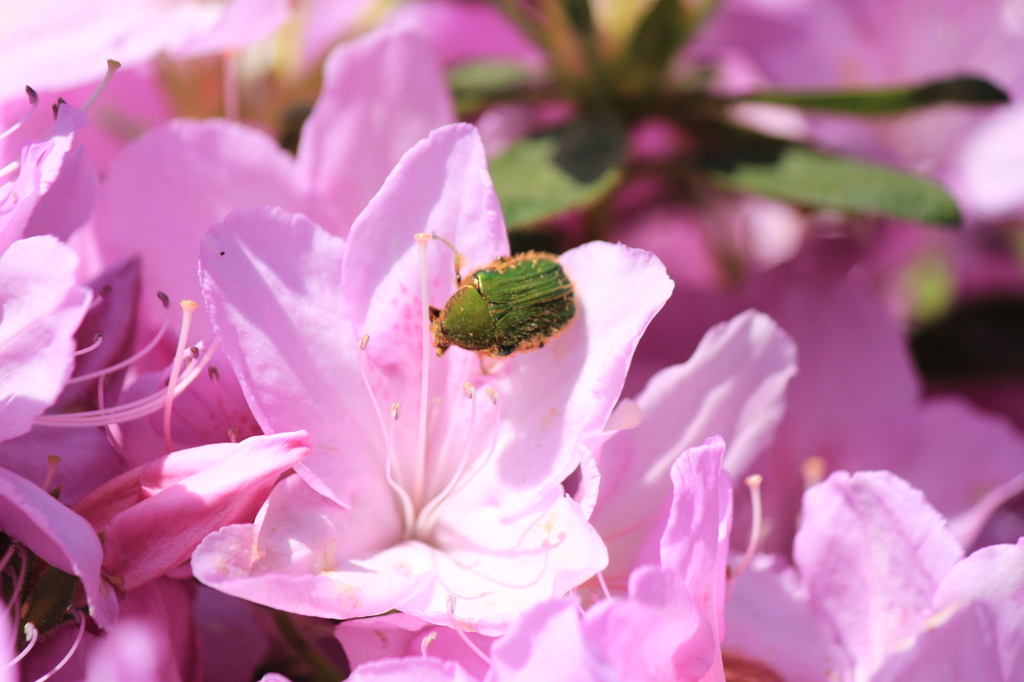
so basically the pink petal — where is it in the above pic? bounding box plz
[722,556,852,682]
[175,0,291,57]
[200,206,380,508]
[584,566,717,682]
[480,241,674,507]
[591,311,794,583]
[0,426,123,505]
[0,236,91,441]
[793,470,964,676]
[296,25,454,236]
[488,599,617,682]
[335,613,493,681]
[869,602,1009,682]
[950,103,1024,220]
[399,494,608,634]
[96,431,311,591]
[0,466,117,628]
[192,474,430,619]
[661,438,732,655]
[348,657,479,682]
[96,119,303,340]
[84,619,178,682]
[194,587,270,682]
[342,123,508,380]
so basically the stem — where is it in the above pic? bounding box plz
[269,609,345,682]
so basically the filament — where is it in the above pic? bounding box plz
[447,388,500,499]
[9,623,37,667]
[596,571,612,601]
[356,335,389,448]
[731,474,764,582]
[67,291,172,385]
[415,383,477,535]
[384,403,416,534]
[80,60,121,112]
[164,300,199,452]
[420,631,437,658]
[41,456,60,492]
[445,595,491,666]
[34,612,86,682]
[0,86,38,141]
[73,333,103,357]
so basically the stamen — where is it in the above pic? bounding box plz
[98,375,127,459]
[4,547,27,619]
[163,300,199,453]
[731,474,764,582]
[35,340,218,427]
[67,291,172,385]
[80,60,121,112]
[384,403,416,534]
[569,588,587,616]
[0,87,39,141]
[9,622,38,667]
[447,388,500,498]
[73,332,103,357]
[41,455,60,492]
[0,160,20,179]
[415,382,477,535]
[0,544,14,575]
[445,595,491,666]
[596,571,612,600]
[413,233,433,509]
[420,631,437,658]
[206,366,237,440]
[356,335,389,447]
[34,611,85,682]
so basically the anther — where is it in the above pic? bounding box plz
[801,457,827,490]
[391,403,401,420]
[485,387,498,405]
[445,595,491,666]
[41,455,60,492]
[73,332,103,356]
[0,86,39,141]
[420,631,437,657]
[80,59,121,112]
[731,474,764,583]
[463,382,475,399]
[359,334,369,351]
[10,622,38,667]
[190,345,200,359]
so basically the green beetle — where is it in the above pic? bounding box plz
[430,251,576,357]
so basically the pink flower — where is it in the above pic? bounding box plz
[192,123,673,633]
[725,470,1024,681]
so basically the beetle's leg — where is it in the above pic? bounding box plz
[430,233,464,283]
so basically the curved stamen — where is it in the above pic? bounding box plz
[80,60,121,112]
[34,611,86,682]
[97,375,126,459]
[445,595,491,666]
[0,87,39,141]
[446,388,500,499]
[356,335,389,448]
[731,474,764,582]
[67,291,172,385]
[419,631,437,658]
[384,403,416,535]
[73,332,103,357]
[164,300,199,452]
[9,622,37,667]
[596,571,612,601]
[35,340,218,427]
[414,233,433,509]
[206,366,237,441]
[0,160,19,179]
[0,544,15,576]
[415,383,477,536]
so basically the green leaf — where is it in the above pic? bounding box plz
[490,123,623,228]
[705,144,961,226]
[448,61,536,114]
[743,76,1008,115]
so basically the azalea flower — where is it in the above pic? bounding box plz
[192,122,673,633]
[724,469,1024,682]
